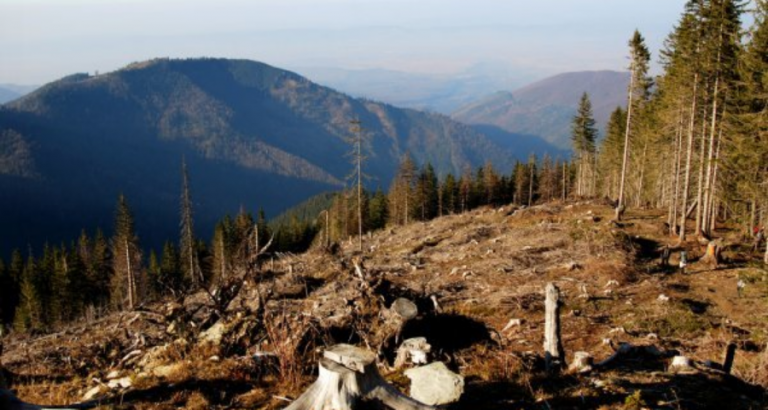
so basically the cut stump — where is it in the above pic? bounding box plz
[285,344,436,410]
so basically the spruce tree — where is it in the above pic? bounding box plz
[111,194,142,311]
[616,30,652,220]
[179,158,201,288]
[572,92,599,197]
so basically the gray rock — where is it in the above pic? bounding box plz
[404,362,464,405]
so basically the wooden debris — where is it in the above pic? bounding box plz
[544,283,564,372]
[394,338,431,369]
[285,344,435,410]
[568,351,593,374]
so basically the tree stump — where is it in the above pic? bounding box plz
[544,283,564,372]
[701,241,721,267]
[285,344,435,410]
[722,342,736,375]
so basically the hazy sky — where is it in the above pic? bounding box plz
[0,0,688,85]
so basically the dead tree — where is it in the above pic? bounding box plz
[544,283,564,372]
[285,344,435,410]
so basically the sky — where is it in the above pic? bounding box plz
[0,0,689,86]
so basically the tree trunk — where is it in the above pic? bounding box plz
[616,65,636,221]
[285,344,435,410]
[702,74,720,238]
[125,238,135,311]
[544,283,564,373]
[679,73,699,241]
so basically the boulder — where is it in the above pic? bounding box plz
[404,362,464,405]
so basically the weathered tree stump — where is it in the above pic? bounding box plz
[722,342,737,375]
[701,241,721,267]
[285,344,435,410]
[544,283,564,372]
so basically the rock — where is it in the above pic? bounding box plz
[391,298,418,321]
[394,337,431,369]
[568,351,593,373]
[199,321,228,345]
[107,376,132,390]
[404,362,464,405]
[669,355,694,372]
[658,294,670,303]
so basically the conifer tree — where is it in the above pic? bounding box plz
[441,173,458,215]
[180,158,202,288]
[368,188,389,231]
[111,194,142,311]
[598,107,627,199]
[388,154,416,225]
[572,92,599,197]
[617,30,652,220]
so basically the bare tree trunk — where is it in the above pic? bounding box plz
[544,283,564,372]
[695,104,710,236]
[637,140,648,208]
[670,108,685,235]
[616,67,636,221]
[528,163,534,206]
[125,238,135,311]
[702,75,720,238]
[679,73,699,241]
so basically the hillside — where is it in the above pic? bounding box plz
[2,202,766,409]
[0,58,520,255]
[452,71,629,149]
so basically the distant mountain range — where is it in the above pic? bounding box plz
[0,84,38,104]
[0,58,540,255]
[452,71,630,149]
[295,63,536,115]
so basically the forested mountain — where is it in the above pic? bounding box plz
[452,71,630,149]
[0,58,522,256]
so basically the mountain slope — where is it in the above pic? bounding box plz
[0,58,519,255]
[452,70,629,149]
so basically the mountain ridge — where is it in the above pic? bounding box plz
[0,57,531,255]
[452,70,629,149]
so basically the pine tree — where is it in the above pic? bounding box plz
[14,255,43,332]
[416,163,439,220]
[368,188,389,231]
[572,92,599,197]
[441,173,458,215]
[111,194,142,311]
[598,107,627,199]
[180,158,202,288]
[616,30,652,220]
[388,154,417,225]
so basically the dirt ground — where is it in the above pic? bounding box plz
[2,201,767,409]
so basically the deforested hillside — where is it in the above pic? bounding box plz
[2,202,765,409]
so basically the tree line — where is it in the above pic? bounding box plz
[583,0,767,249]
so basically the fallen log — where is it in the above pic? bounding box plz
[285,344,435,410]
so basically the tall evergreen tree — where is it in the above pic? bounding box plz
[111,194,142,311]
[616,30,652,220]
[572,92,599,197]
[179,158,202,288]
